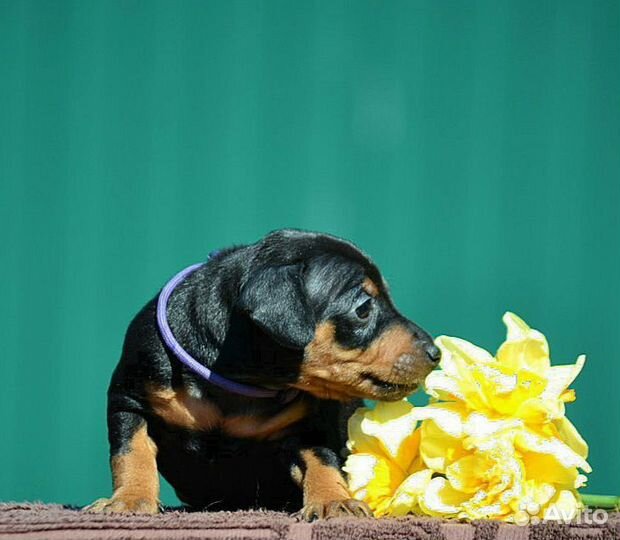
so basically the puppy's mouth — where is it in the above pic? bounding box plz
[361,372,418,399]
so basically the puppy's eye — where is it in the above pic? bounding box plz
[355,298,373,320]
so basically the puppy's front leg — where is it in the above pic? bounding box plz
[292,447,372,521]
[85,411,160,514]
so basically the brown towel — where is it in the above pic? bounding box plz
[0,503,617,540]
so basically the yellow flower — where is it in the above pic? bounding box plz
[426,313,585,425]
[343,312,590,522]
[344,400,432,516]
[419,439,526,520]
[424,312,589,470]
[415,419,588,521]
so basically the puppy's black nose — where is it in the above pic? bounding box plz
[425,343,441,364]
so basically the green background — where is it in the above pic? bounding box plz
[1,0,618,507]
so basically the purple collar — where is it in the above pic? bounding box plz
[156,259,298,401]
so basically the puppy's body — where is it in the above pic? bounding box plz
[90,230,439,519]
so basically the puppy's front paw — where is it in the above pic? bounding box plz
[296,498,372,521]
[84,496,160,514]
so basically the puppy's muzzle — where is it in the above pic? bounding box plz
[392,342,440,382]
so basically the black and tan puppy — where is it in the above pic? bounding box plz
[87,229,440,520]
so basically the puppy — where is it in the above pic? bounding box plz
[87,229,440,520]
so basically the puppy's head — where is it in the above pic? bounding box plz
[236,229,440,401]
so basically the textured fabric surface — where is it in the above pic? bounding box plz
[0,504,618,540]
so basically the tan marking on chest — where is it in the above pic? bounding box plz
[148,386,309,439]
[223,397,310,440]
[148,387,222,431]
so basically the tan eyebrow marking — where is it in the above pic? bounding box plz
[362,277,379,297]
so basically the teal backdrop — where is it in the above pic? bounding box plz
[1,0,618,506]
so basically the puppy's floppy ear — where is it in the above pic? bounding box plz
[236,264,315,349]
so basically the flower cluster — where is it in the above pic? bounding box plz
[343,313,590,522]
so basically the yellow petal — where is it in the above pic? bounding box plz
[503,312,534,340]
[424,370,465,401]
[527,481,557,507]
[514,396,565,424]
[497,312,550,374]
[419,476,470,516]
[485,366,548,417]
[389,469,434,516]
[343,453,405,515]
[347,400,418,470]
[542,355,586,401]
[522,452,581,489]
[411,402,466,439]
[403,428,423,470]
[508,480,556,516]
[514,428,591,473]
[542,490,582,522]
[435,336,498,410]
[461,502,507,521]
[419,418,467,472]
[474,364,518,394]
[436,335,495,375]
[552,417,589,459]
[347,405,383,455]
[446,454,490,493]
[463,412,522,442]
[560,389,576,403]
[575,474,588,488]
[344,454,381,493]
